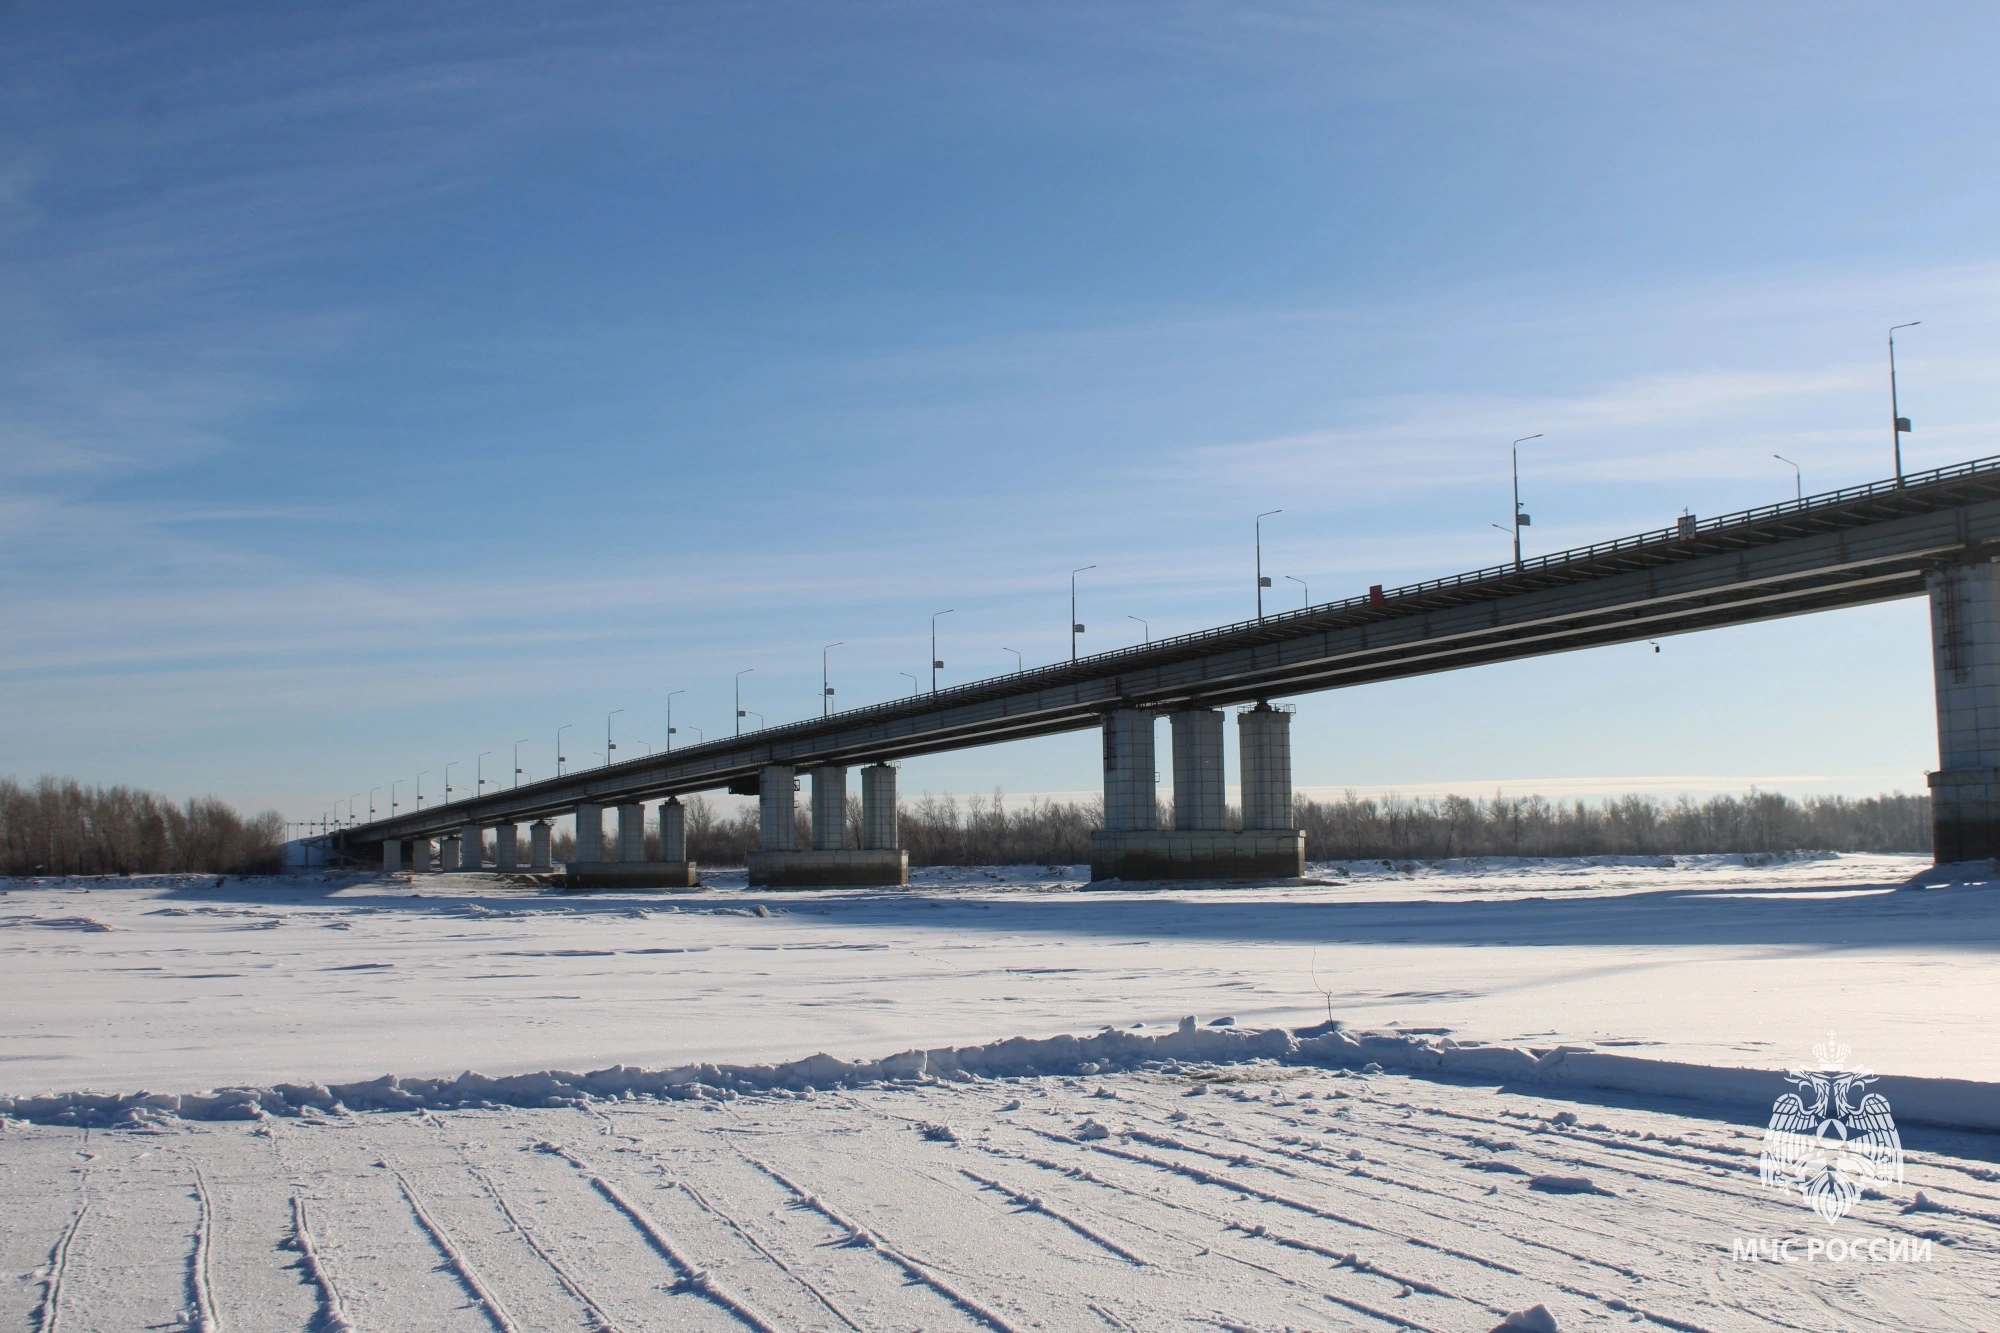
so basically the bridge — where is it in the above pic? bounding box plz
[335,453,2000,882]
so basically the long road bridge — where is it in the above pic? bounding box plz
[336,453,2000,882]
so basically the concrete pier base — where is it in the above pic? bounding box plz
[411,840,433,873]
[529,820,553,872]
[564,861,699,891]
[494,824,518,872]
[1929,559,2000,862]
[441,837,462,872]
[1088,829,1306,881]
[746,849,909,887]
[459,823,483,871]
[383,839,403,873]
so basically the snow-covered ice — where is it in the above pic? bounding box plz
[1,853,1994,1096]
[4,854,1998,1331]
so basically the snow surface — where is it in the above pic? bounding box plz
[2,854,1995,1100]
[3,1065,1993,1332]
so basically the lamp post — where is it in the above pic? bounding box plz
[346,795,360,827]
[1127,614,1149,642]
[665,690,684,752]
[744,711,764,731]
[687,726,703,744]
[513,739,530,788]
[930,611,953,692]
[476,751,491,796]
[605,709,623,766]
[1510,434,1541,570]
[391,779,401,815]
[900,672,919,696]
[1890,321,1920,485]
[1285,574,1308,608]
[416,771,428,810]
[556,724,572,777]
[1255,511,1281,619]
[1070,565,1096,661]
[1773,453,1802,501]
[368,787,379,821]
[735,669,753,737]
[443,762,457,805]
[1002,647,1022,673]
[821,644,842,717]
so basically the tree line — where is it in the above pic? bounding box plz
[557,787,1930,867]
[0,776,287,877]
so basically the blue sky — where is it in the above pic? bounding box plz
[5,1,2000,822]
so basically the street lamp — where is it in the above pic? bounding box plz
[1255,511,1281,619]
[1285,574,1308,608]
[931,610,953,692]
[1070,565,1096,661]
[687,725,704,744]
[346,794,360,827]
[744,711,764,731]
[901,672,919,696]
[416,771,428,810]
[606,709,624,766]
[822,643,843,717]
[735,669,754,737]
[1510,434,1541,570]
[391,779,401,814]
[666,690,684,752]
[1002,646,1022,673]
[556,724,573,776]
[1773,454,1802,501]
[444,762,459,805]
[368,787,379,821]
[513,739,530,788]
[1128,614,1149,643]
[476,751,491,796]
[1890,322,1921,485]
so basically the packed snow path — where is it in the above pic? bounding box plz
[3,1068,1993,1332]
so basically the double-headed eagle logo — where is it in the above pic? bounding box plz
[1759,1033,1902,1224]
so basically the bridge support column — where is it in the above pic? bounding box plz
[573,803,603,864]
[659,798,687,863]
[411,839,433,873]
[1171,709,1226,831]
[749,763,907,887]
[811,766,848,851]
[441,836,462,872]
[861,763,898,850]
[529,820,552,871]
[1928,559,2000,862]
[459,823,483,871]
[1091,704,1304,881]
[758,766,796,851]
[382,839,403,873]
[494,823,518,872]
[617,803,644,862]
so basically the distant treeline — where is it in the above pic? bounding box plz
[0,777,287,877]
[554,787,1930,868]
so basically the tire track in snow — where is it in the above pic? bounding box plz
[186,1160,220,1333]
[957,1167,1153,1265]
[733,1148,1029,1333]
[461,1158,624,1333]
[288,1196,354,1333]
[669,1175,868,1332]
[392,1167,524,1333]
[535,1141,782,1333]
[34,1162,89,1333]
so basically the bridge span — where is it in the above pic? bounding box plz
[336,454,2000,882]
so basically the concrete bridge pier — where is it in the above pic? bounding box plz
[1091,704,1306,881]
[529,820,552,871]
[459,822,483,871]
[573,803,603,864]
[382,839,403,874]
[749,761,908,887]
[441,836,462,872]
[411,839,433,873]
[617,803,644,862]
[494,823,518,872]
[1928,557,2000,862]
[659,797,687,863]
[562,795,696,891]
[861,763,899,851]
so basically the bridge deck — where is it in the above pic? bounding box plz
[341,455,2000,845]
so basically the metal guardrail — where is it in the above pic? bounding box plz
[361,452,2000,827]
